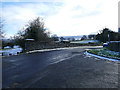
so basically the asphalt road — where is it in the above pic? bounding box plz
[2,47,119,88]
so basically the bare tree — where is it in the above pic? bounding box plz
[0,17,5,38]
[23,17,50,42]
[81,35,87,40]
[88,34,96,39]
[60,37,65,41]
[0,17,6,49]
[51,34,59,41]
[14,17,51,50]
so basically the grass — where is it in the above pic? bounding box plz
[70,40,99,44]
[87,48,120,59]
[0,48,14,51]
[88,49,99,54]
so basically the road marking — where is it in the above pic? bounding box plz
[50,54,81,65]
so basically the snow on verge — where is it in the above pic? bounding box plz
[85,51,120,62]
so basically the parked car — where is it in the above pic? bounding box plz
[103,42,109,47]
[4,46,11,49]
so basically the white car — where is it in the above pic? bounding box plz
[103,42,109,47]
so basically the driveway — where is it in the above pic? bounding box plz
[2,46,119,88]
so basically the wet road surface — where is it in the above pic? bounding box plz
[2,47,119,88]
[3,48,85,88]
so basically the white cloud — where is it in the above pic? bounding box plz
[46,0,119,36]
[1,0,65,2]
[1,0,120,38]
[2,2,63,38]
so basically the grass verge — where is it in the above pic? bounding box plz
[87,48,120,59]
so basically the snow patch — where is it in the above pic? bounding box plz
[85,51,120,62]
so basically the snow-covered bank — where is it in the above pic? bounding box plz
[85,51,120,62]
[87,48,120,59]
[27,46,102,54]
[0,48,22,56]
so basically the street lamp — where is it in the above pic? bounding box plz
[25,39,34,51]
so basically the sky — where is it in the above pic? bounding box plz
[1,0,120,38]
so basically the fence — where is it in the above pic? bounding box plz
[108,41,120,52]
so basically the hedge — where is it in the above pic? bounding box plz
[108,41,120,52]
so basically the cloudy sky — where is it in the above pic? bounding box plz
[1,0,119,38]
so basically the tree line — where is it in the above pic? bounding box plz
[13,17,51,50]
[1,17,120,50]
[96,28,120,43]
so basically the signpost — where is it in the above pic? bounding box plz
[108,33,110,42]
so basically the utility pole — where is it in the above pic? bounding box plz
[118,41,120,57]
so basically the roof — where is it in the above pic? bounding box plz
[25,39,34,41]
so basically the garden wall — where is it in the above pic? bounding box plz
[108,41,120,52]
[26,41,72,51]
[25,41,101,51]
